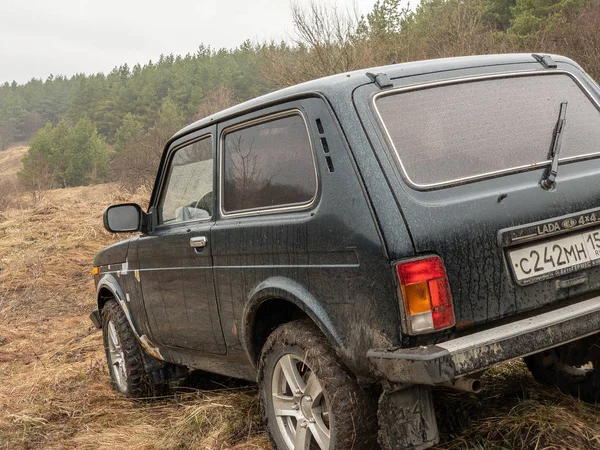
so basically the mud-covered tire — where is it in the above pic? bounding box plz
[102,300,154,398]
[258,319,379,450]
[525,333,600,403]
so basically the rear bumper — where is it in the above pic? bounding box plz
[368,296,600,385]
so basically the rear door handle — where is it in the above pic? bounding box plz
[190,236,208,248]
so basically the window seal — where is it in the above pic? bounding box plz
[219,109,319,219]
[371,69,600,191]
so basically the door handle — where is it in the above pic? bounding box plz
[190,236,208,248]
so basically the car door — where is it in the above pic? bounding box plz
[136,127,226,354]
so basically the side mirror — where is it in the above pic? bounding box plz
[103,203,144,233]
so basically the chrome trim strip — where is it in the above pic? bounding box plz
[371,69,600,190]
[219,109,319,218]
[214,264,360,269]
[99,263,359,275]
[510,233,538,242]
[156,216,212,229]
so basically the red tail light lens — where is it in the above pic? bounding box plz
[396,256,455,334]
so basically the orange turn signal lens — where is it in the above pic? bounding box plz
[403,282,431,314]
[92,267,99,275]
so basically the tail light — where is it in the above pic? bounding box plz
[396,256,455,334]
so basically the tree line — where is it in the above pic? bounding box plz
[3,0,598,194]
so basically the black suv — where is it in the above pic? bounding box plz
[91,53,600,450]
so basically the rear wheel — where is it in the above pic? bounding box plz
[102,300,154,397]
[525,333,600,403]
[258,319,379,450]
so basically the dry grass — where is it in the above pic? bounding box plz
[0,146,27,212]
[434,361,600,449]
[0,182,269,449]
[1,159,599,448]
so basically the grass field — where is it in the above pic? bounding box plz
[1,147,599,449]
[0,146,27,182]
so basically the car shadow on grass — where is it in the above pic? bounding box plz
[175,369,255,392]
[433,360,600,450]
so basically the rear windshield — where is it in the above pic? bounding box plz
[375,73,600,187]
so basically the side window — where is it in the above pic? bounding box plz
[159,136,213,224]
[222,112,317,214]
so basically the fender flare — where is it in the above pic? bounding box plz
[96,274,164,361]
[97,273,127,310]
[241,276,344,364]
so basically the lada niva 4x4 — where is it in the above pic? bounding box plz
[91,53,600,450]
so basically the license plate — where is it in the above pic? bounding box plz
[509,229,600,284]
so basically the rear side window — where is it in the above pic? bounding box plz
[375,73,600,187]
[222,112,317,214]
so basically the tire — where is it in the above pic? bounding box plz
[258,319,379,450]
[102,300,155,398]
[525,333,600,403]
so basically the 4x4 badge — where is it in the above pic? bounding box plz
[498,207,600,247]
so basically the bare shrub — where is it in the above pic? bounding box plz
[538,1,600,82]
[112,99,183,192]
[112,126,169,192]
[194,85,237,121]
[17,154,54,203]
[403,0,515,60]
[263,1,373,86]
[262,0,514,88]
[0,179,23,212]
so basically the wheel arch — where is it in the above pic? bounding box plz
[96,274,127,311]
[98,286,117,311]
[96,273,165,361]
[242,276,344,366]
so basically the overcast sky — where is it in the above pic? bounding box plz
[0,0,378,85]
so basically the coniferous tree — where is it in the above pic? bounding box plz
[18,118,109,191]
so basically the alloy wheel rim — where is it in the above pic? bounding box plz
[271,353,331,450]
[107,320,128,392]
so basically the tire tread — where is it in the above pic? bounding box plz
[258,319,379,449]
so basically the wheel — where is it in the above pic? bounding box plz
[258,319,379,450]
[102,300,153,397]
[525,333,600,403]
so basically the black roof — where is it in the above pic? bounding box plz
[172,53,574,140]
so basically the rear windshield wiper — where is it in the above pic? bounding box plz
[541,101,568,190]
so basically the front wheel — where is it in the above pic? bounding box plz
[258,319,378,450]
[102,300,154,397]
[526,333,600,403]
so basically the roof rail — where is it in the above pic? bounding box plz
[532,54,558,69]
[366,72,393,89]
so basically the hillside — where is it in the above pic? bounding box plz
[0,150,599,448]
[0,146,27,183]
